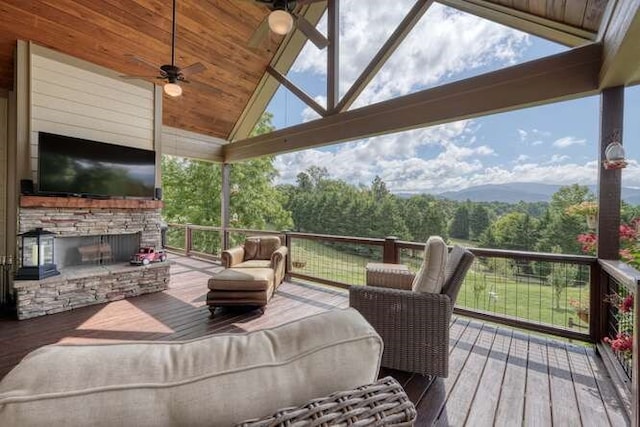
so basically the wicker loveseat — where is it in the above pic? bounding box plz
[350,245,474,377]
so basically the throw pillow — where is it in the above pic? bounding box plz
[412,236,448,293]
[244,237,260,260]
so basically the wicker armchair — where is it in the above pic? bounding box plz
[349,246,475,377]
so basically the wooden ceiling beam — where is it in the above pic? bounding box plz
[599,0,640,87]
[335,0,435,113]
[224,43,602,162]
[228,2,327,141]
[266,66,327,117]
[327,0,340,111]
[438,0,596,46]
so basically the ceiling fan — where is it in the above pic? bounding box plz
[121,0,205,97]
[243,0,328,50]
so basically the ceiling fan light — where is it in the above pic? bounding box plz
[164,82,182,97]
[268,10,294,35]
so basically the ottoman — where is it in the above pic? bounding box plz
[206,268,275,315]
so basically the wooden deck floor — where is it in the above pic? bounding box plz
[0,254,629,426]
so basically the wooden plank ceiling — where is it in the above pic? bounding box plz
[0,0,279,140]
[486,0,609,32]
[0,0,610,142]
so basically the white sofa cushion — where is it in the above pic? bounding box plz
[0,308,383,427]
[412,236,448,293]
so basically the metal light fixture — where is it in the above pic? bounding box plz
[15,228,60,280]
[603,130,627,170]
[268,0,294,36]
[164,81,183,97]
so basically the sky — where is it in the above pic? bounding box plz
[265,0,640,194]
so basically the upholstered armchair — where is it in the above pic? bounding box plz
[349,244,475,378]
[221,236,288,286]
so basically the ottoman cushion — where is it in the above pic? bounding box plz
[207,268,274,292]
[206,290,271,307]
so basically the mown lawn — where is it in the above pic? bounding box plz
[289,238,590,331]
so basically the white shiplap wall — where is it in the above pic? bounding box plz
[0,97,7,255]
[29,51,155,181]
[161,126,225,162]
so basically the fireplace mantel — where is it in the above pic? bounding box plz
[20,196,163,209]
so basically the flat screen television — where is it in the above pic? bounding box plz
[38,132,156,198]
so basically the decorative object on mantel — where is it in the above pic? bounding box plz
[130,247,167,266]
[603,129,627,170]
[15,228,59,280]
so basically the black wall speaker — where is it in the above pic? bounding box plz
[20,179,34,195]
[154,187,163,200]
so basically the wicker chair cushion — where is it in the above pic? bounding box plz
[411,236,448,294]
[0,309,383,427]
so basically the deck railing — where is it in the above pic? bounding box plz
[598,260,638,423]
[166,223,638,421]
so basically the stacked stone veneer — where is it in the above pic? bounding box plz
[15,202,168,319]
[13,263,170,319]
[19,208,162,248]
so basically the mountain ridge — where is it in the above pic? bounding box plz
[396,183,640,204]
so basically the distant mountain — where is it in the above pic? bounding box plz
[429,183,640,204]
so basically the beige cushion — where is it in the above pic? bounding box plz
[0,308,383,427]
[208,268,274,291]
[412,236,448,293]
[234,260,272,269]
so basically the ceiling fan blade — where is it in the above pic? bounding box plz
[184,80,223,96]
[249,18,270,48]
[180,62,206,76]
[120,74,163,80]
[124,54,160,71]
[295,15,328,49]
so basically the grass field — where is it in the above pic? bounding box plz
[289,238,590,332]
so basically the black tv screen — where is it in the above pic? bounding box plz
[38,132,156,198]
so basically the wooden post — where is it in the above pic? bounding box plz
[184,224,192,257]
[283,231,291,280]
[383,236,399,264]
[597,86,624,259]
[327,0,339,111]
[221,163,230,251]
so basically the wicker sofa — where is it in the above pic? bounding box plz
[0,308,416,426]
[350,245,474,377]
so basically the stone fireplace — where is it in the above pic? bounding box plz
[13,196,170,319]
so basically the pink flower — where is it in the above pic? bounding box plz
[620,294,634,313]
[604,334,633,353]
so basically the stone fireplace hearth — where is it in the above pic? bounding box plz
[13,196,170,319]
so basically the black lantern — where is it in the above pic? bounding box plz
[15,228,60,280]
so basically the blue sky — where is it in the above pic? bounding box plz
[264,0,640,194]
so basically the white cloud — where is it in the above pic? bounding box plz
[517,129,527,142]
[553,136,586,148]
[292,2,530,111]
[547,154,570,163]
[515,154,529,163]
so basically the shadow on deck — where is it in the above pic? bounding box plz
[0,254,629,426]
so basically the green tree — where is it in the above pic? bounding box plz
[449,205,470,239]
[469,205,490,240]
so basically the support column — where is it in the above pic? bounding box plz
[594,87,624,343]
[597,86,624,259]
[221,163,230,251]
[327,0,339,111]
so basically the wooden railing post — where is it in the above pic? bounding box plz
[591,261,606,342]
[383,236,399,264]
[283,231,291,280]
[184,224,192,257]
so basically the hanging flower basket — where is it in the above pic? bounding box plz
[292,260,306,269]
